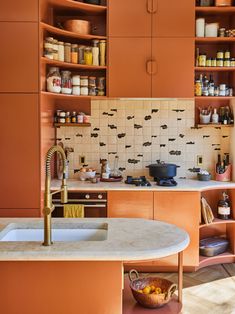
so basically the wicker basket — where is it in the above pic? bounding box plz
[129,270,177,309]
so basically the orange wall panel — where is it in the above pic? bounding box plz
[0,0,38,22]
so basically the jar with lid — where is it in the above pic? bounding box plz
[77,113,84,123]
[64,43,71,63]
[44,37,54,60]
[89,76,96,87]
[206,58,212,67]
[72,85,81,95]
[199,53,206,67]
[195,80,202,96]
[216,58,224,67]
[92,40,99,66]
[231,58,235,67]
[81,86,89,96]
[65,112,71,123]
[80,76,89,86]
[99,40,106,66]
[61,71,72,94]
[58,41,64,62]
[84,47,93,65]
[217,51,224,59]
[217,192,231,220]
[224,58,231,67]
[72,75,80,86]
[71,44,78,64]
[52,39,59,60]
[212,58,217,67]
[47,67,61,93]
[219,28,226,37]
[225,50,231,59]
[78,45,85,64]
[71,111,77,123]
[97,77,106,96]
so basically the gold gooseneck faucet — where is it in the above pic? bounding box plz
[43,145,68,246]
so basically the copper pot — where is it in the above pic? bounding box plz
[63,19,91,35]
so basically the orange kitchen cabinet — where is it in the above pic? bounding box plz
[0,94,40,210]
[0,23,38,92]
[108,0,152,37]
[108,191,154,219]
[108,38,152,98]
[0,0,38,21]
[152,0,194,37]
[154,192,200,268]
[152,38,194,98]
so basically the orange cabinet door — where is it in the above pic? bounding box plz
[0,0,38,21]
[151,38,194,98]
[108,0,151,37]
[152,0,194,37]
[0,94,40,209]
[154,192,200,268]
[108,38,151,97]
[108,191,154,219]
[0,23,38,92]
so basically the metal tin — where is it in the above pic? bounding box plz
[199,237,229,257]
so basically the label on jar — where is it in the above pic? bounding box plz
[218,206,230,215]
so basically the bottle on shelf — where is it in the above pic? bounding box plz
[208,75,215,96]
[217,192,231,220]
[216,154,223,174]
[212,108,219,123]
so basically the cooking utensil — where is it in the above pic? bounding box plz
[147,161,180,179]
[63,20,91,35]
[129,269,177,309]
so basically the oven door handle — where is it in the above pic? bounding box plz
[53,199,107,203]
[54,204,106,208]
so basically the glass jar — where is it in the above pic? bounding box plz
[77,113,84,123]
[58,41,64,62]
[64,43,71,63]
[65,111,71,123]
[72,75,80,86]
[206,58,212,67]
[47,67,61,93]
[99,40,106,66]
[217,51,224,59]
[212,58,217,67]
[92,40,99,66]
[78,45,85,64]
[89,86,97,96]
[224,58,231,67]
[61,71,72,94]
[231,58,235,67]
[89,76,96,87]
[80,76,89,86]
[71,111,77,123]
[72,86,81,95]
[71,44,78,64]
[199,53,206,67]
[97,77,105,95]
[216,58,224,67]
[81,86,89,96]
[44,37,54,60]
[84,47,93,65]
[225,50,231,59]
[52,39,59,60]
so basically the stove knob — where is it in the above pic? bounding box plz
[85,194,90,199]
[98,194,103,199]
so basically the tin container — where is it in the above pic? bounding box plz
[200,237,229,257]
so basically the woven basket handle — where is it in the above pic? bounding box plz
[129,269,139,282]
[165,283,177,300]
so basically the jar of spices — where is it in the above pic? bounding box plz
[44,37,54,60]
[216,58,224,67]
[224,58,231,67]
[58,117,66,124]
[53,39,59,60]
[71,111,77,123]
[61,71,72,94]
[97,77,105,96]
[80,76,89,86]
[81,86,89,96]
[217,51,224,59]
[212,58,217,67]
[99,40,106,66]
[92,40,99,66]
[58,41,64,62]
[199,53,206,67]
[89,76,96,87]
[195,80,202,96]
[219,28,226,37]
[225,51,231,59]
[64,43,71,63]
[77,113,84,123]
[84,47,93,65]
[72,75,80,86]
[206,58,212,67]
[47,67,61,93]
[231,58,235,67]
[72,85,81,95]
[65,112,71,123]
[83,115,90,123]
[71,44,78,64]
[78,45,85,64]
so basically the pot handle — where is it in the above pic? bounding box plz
[176,165,180,168]
[165,283,177,300]
[129,269,139,282]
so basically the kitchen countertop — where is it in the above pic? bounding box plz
[0,218,189,261]
[51,178,235,192]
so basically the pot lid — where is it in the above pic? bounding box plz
[148,163,179,168]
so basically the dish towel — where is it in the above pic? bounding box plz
[63,204,84,218]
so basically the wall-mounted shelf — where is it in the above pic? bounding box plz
[199,251,234,268]
[195,37,235,43]
[199,218,235,229]
[41,57,107,70]
[196,123,234,128]
[48,0,107,13]
[195,96,234,100]
[195,67,235,72]
[41,91,107,100]
[54,123,91,128]
[196,6,235,14]
[41,22,107,40]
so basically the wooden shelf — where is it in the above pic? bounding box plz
[48,0,107,13]
[41,57,107,70]
[195,37,235,43]
[199,251,234,268]
[41,91,107,100]
[196,123,234,128]
[195,96,234,100]
[54,123,91,127]
[195,66,235,72]
[196,6,235,14]
[199,218,235,229]
[41,22,107,40]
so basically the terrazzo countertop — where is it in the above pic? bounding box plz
[0,218,189,261]
[51,178,235,192]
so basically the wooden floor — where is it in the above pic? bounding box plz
[126,263,235,314]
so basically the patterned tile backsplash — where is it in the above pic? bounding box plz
[56,99,231,179]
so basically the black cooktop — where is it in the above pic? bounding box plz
[125,176,152,187]
[155,177,178,187]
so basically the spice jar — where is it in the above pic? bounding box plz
[78,45,85,64]
[65,112,71,123]
[97,77,105,96]
[84,47,93,65]
[58,41,64,62]
[81,86,89,96]
[71,111,77,123]
[219,28,226,37]
[92,40,99,66]
[216,58,224,67]
[47,67,61,93]
[199,53,206,67]
[80,76,89,86]
[206,58,212,67]
[44,37,54,59]
[72,75,80,86]
[217,51,224,59]
[195,80,202,96]
[77,113,84,123]
[225,51,231,59]
[224,58,231,67]
[99,40,106,66]
[89,76,96,87]
[61,71,72,94]
[53,39,59,60]
[71,44,78,64]
[231,58,235,67]
[212,58,217,67]
[64,43,71,63]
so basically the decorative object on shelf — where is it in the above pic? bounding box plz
[196,18,205,37]
[212,108,219,123]
[201,197,214,224]
[205,22,219,37]
[215,153,232,181]
[63,19,91,35]
[199,106,212,123]
[199,237,229,257]
[128,269,177,309]
[215,0,232,6]
[217,192,231,219]
[47,67,61,93]
[54,110,90,125]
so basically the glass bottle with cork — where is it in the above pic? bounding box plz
[217,192,231,220]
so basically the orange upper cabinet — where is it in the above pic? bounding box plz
[0,94,40,209]
[0,23,38,92]
[152,0,194,37]
[109,38,152,98]
[0,0,38,21]
[152,38,194,98]
[108,0,152,37]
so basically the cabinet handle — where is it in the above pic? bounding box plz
[147,0,152,13]
[152,0,157,13]
[146,60,157,75]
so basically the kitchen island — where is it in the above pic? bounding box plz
[0,218,189,314]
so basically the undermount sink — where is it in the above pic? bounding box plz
[0,228,107,242]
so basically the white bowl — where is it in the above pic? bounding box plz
[77,171,96,181]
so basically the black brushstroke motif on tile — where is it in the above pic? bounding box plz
[160,144,166,147]
[108,124,117,129]
[134,124,143,129]
[56,138,62,141]
[212,144,220,146]
[93,128,100,131]
[99,142,106,147]
[144,115,152,121]
[76,133,83,137]
[152,135,157,138]
[186,141,195,145]
[137,154,143,157]
[127,116,135,120]
[172,109,185,113]
[143,142,152,147]
[203,135,210,139]
[91,133,99,138]
[169,150,181,156]
[214,148,221,151]
[119,167,126,171]
[152,109,159,114]
[177,118,182,121]
[65,137,71,140]
[161,125,168,129]
[179,134,185,138]
[222,136,229,138]
[169,138,176,142]
[108,152,117,155]
[102,112,109,116]
[128,159,140,164]
[111,109,117,112]
[117,133,126,139]
[125,145,132,149]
